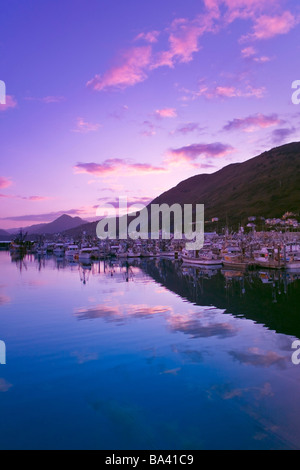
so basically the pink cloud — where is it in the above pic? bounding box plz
[87,1,298,94]
[155,108,177,119]
[0,177,12,189]
[197,84,266,100]
[88,10,216,89]
[135,31,160,43]
[72,117,102,133]
[253,55,272,63]
[223,113,283,132]
[74,159,167,177]
[172,123,205,135]
[249,11,297,40]
[241,46,256,57]
[208,0,281,22]
[87,46,152,91]
[153,14,216,69]
[0,95,17,112]
[205,1,297,41]
[167,19,204,64]
[166,142,235,166]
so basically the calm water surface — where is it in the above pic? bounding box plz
[0,250,300,450]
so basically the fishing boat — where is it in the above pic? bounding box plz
[181,249,223,266]
[222,245,250,270]
[53,244,65,257]
[10,230,28,254]
[285,253,300,271]
[253,247,285,270]
[78,247,99,261]
[65,245,79,258]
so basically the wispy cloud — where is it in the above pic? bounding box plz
[140,120,157,137]
[152,15,215,69]
[87,46,152,91]
[1,208,89,223]
[0,194,50,201]
[172,122,206,135]
[74,159,167,177]
[25,95,65,104]
[72,117,102,133]
[223,113,282,132]
[241,46,256,58]
[271,127,296,144]
[241,46,272,62]
[166,142,235,166]
[134,31,160,44]
[197,84,266,100]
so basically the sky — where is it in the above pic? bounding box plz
[0,0,300,229]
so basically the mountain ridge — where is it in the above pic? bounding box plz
[150,142,300,227]
[7,214,88,236]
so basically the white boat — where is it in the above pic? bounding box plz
[53,244,65,256]
[222,253,249,269]
[253,247,285,269]
[78,247,99,261]
[45,243,55,253]
[65,245,79,258]
[181,249,222,266]
[286,254,300,271]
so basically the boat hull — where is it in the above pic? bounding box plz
[181,255,223,266]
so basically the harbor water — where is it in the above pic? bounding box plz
[0,250,300,450]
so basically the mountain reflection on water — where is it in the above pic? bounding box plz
[11,252,300,339]
[142,260,300,339]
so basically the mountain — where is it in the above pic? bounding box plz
[150,142,300,228]
[11,215,88,236]
[56,142,300,238]
[0,229,12,240]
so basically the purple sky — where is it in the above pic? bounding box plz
[0,0,299,229]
